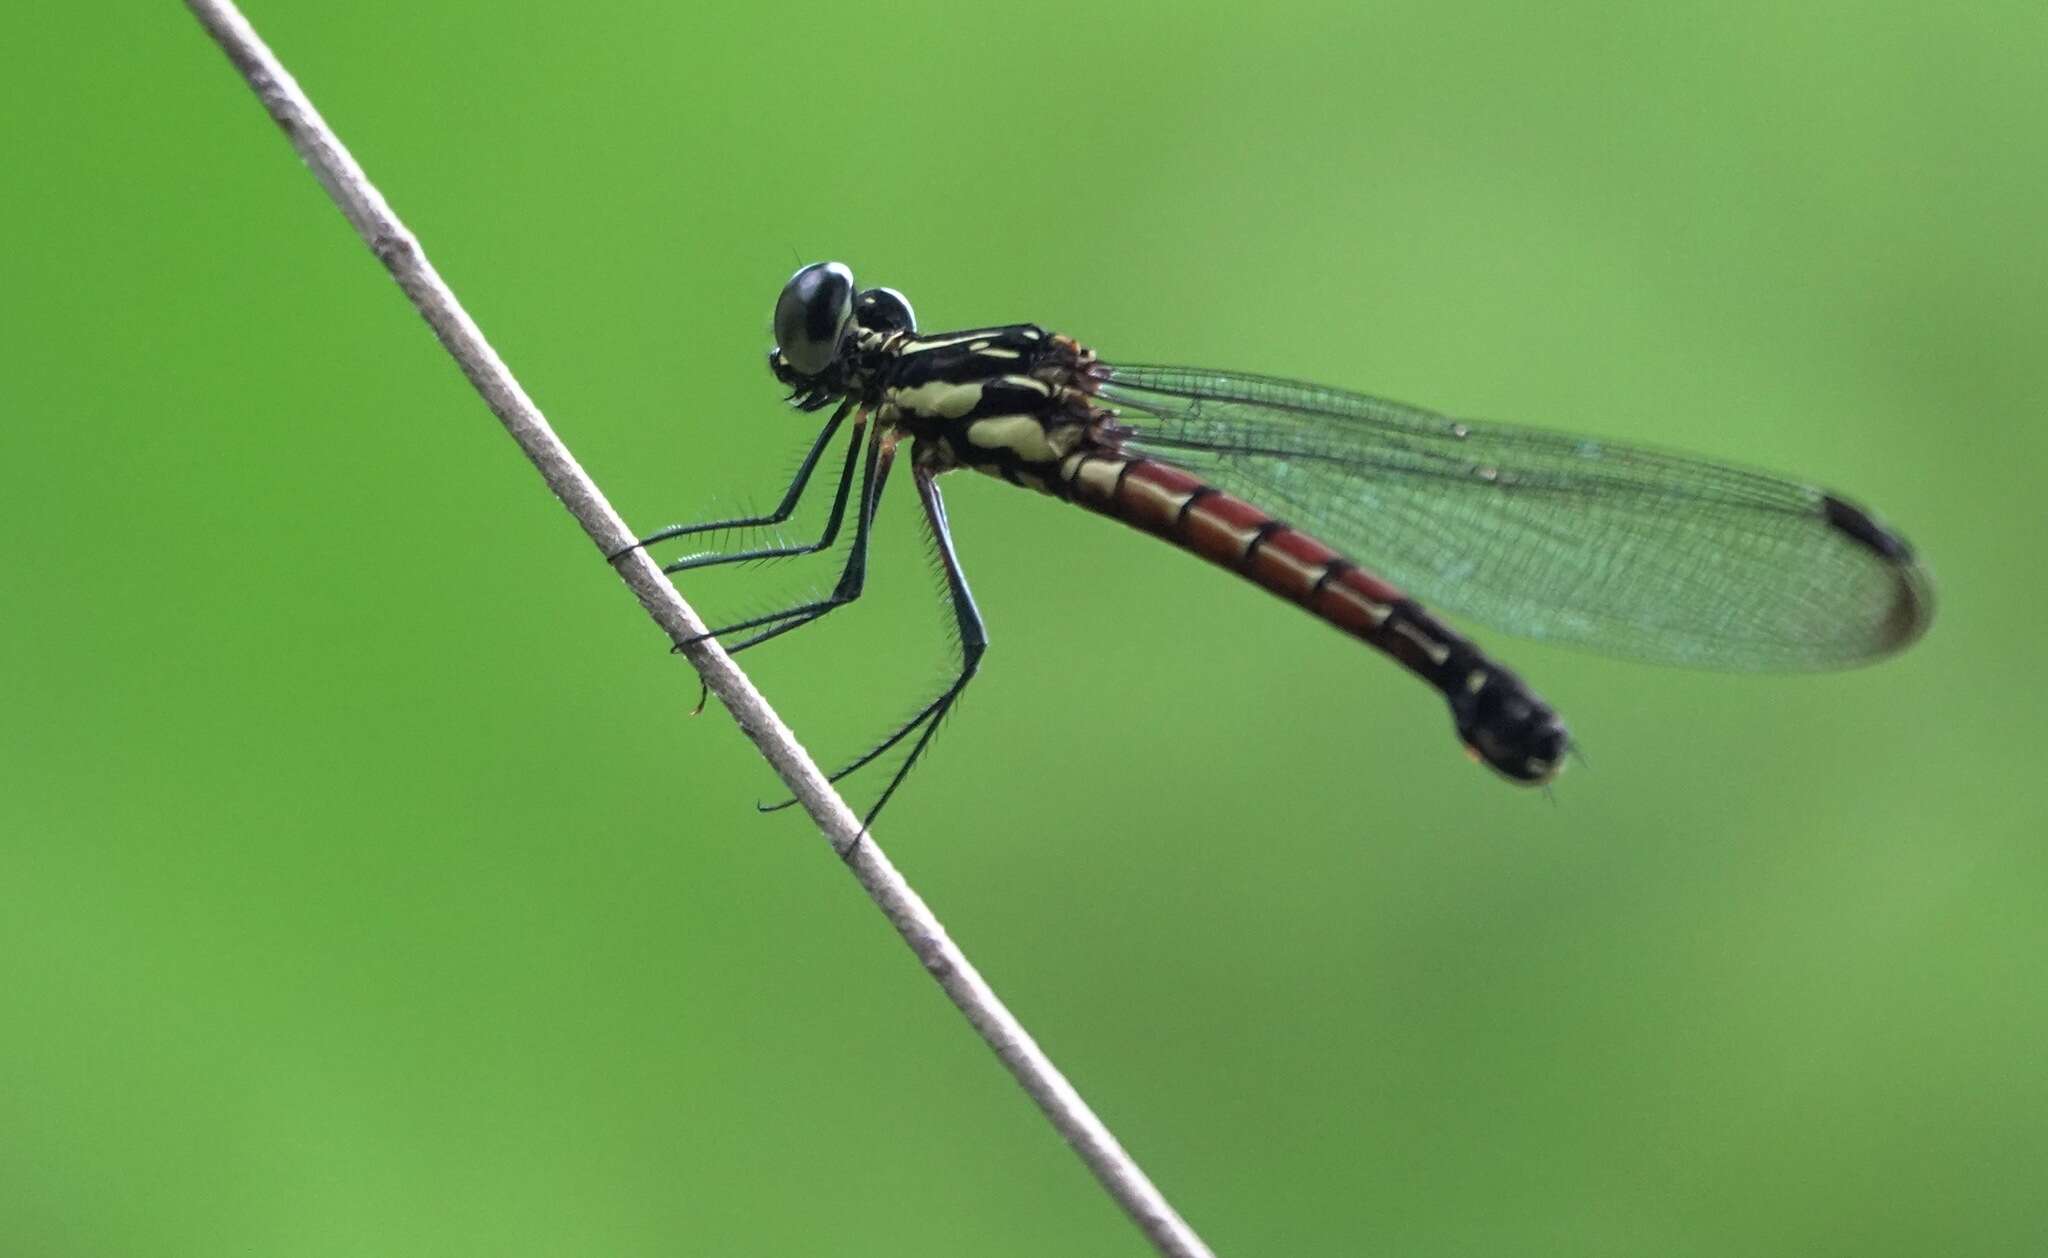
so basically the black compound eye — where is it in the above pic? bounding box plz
[854,285,917,334]
[773,262,855,377]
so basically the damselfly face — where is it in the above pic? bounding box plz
[768,262,916,410]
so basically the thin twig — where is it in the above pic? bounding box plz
[183,3,1217,1255]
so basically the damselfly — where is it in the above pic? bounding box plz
[622,263,1934,825]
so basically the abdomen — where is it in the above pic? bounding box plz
[1056,451,1570,784]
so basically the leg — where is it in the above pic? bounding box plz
[679,423,897,654]
[763,467,988,837]
[609,400,856,563]
[660,411,868,577]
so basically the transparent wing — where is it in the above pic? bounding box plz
[1098,364,1933,671]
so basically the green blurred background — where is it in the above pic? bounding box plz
[5,2,2044,1254]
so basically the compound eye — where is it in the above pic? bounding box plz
[773,262,855,376]
[855,286,917,334]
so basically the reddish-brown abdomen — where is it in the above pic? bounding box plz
[1066,454,1385,631]
[1059,451,1566,784]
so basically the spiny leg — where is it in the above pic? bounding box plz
[659,411,868,577]
[677,424,897,654]
[763,467,987,841]
[609,400,856,564]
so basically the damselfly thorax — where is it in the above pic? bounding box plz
[865,326,1118,487]
[625,262,1931,828]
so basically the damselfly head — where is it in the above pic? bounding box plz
[769,262,921,407]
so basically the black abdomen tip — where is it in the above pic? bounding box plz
[1446,659,1568,785]
[1823,493,1915,563]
